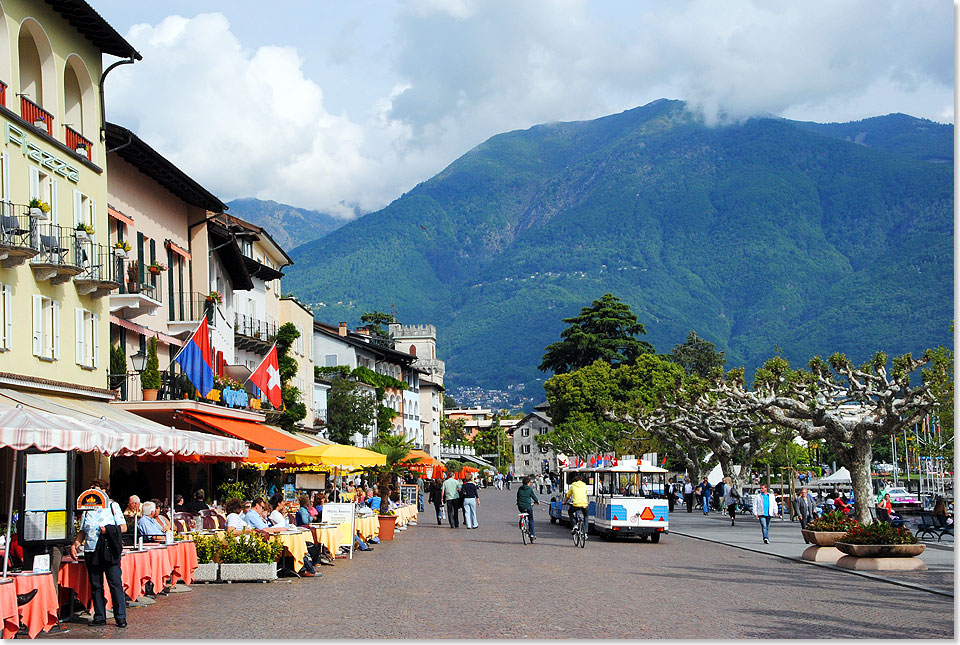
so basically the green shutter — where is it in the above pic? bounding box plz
[167,248,175,320]
[137,232,144,283]
[150,239,157,289]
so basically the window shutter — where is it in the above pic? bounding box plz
[92,312,100,368]
[32,295,42,356]
[73,190,82,227]
[52,300,60,360]
[29,168,40,201]
[137,232,144,282]
[89,199,97,244]
[50,178,58,226]
[1,152,9,204]
[75,308,85,365]
[2,284,10,350]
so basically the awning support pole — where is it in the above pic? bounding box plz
[2,451,17,578]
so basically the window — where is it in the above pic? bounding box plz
[521,427,530,437]
[524,460,530,466]
[72,190,96,243]
[74,308,99,368]
[540,446,549,454]
[539,428,548,435]
[32,295,59,360]
[29,167,57,225]
[521,444,531,454]
[325,354,338,367]
[0,283,11,350]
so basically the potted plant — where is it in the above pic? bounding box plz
[801,511,859,546]
[109,343,127,392]
[206,291,223,304]
[191,532,222,583]
[368,433,419,541]
[113,240,131,258]
[126,260,140,293]
[33,115,46,130]
[834,521,925,558]
[140,337,162,401]
[75,222,94,241]
[28,198,50,220]
[218,530,283,582]
[147,261,167,275]
[75,141,88,156]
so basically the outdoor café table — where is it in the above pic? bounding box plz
[270,530,310,573]
[9,572,57,639]
[309,525,341,562]
[138,544,174,592]
[395,505,417,527]
[60,549,151,612]
[168,541,199,587]
[354,516,379,541]
[0,578,18,639]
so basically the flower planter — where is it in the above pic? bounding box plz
[75,231,91,242]
[75,147,87,156]
[219,562,277,582]
[192,562,219,583]
[378,515,397,541]
[141,388,158,402]
[29,208,47,220]
[33,120,46,130]
[113,248,128,258]
[833,542,925,558]
[800,529,848,547]
[148,267,163,275]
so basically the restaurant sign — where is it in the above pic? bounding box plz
[77,488,108,510]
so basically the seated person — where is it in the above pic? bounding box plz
[366,488,382,511]
[267,494,289,528]
[243,498,285,533]
[224,499,247,531]
[137,501,166,541]
[183,489,210,514]
[312,493,325,520]
[123,495,141,526]
[174,494,185,513]
[834,493,853,515]
[295,495,313,527]
[151,498,172,532]
[878,494,901,521]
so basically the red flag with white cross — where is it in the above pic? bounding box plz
[249,344,282,408]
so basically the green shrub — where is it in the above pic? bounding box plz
[839,521,918,545]
[806,511,858,532]
[141,337,162,390]
[192,532,222,564]
[219,531,283,564]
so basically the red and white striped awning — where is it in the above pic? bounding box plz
[90,417,246,459]
[0,406,124,454]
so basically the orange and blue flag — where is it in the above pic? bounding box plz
[173,317,214,398]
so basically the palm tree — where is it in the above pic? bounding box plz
[369,433,419,514]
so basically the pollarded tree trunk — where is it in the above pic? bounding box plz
[846,437,875,525]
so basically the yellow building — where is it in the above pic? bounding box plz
[279,295,315,427]
[0,1,138,397]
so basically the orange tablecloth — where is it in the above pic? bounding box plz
[168,542,198,587]
[60,546,175,612]
[0,579,17,639]
[10,573,57,639]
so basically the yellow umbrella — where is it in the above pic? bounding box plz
[283,443,386,468]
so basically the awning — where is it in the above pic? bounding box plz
[178,410,310,458]
[165,240,191,261]
[0,398,123,454]
[107,205,134,227]
[109,316,183,347]
[283,444,386,468]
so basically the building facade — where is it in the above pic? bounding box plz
[512,402,556,477]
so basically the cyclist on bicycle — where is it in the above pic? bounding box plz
[516,476,540,543]
[565,474,589,533]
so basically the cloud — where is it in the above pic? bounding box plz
[104,2,952,218]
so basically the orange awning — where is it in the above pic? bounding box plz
[243,448,279,465]
[108,205,134,227]
[402,449,438,468]
[166,240,192,261]
[178,410,310,455]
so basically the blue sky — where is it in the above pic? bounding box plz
[90,0,954,217]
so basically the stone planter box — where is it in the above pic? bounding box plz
[801,545,844,563]
[800,529,848,546]
[192,562,219,583]
[219,562,277,582]
[834,542,925,558]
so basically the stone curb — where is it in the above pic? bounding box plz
[670,529,954,599]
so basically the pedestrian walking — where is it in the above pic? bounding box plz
[70,478,128,628]
[428,479,444,525]
[461,474,480,528]
[723,477,740,525]
[795,487,816,529]
[752,483,780,544]
[697,478,712,515]
[505,472,512,490]
[441,473,462,528]
[683,477,694,513]
[537,474,545,495]
[713,479,725,512]
[667,478,676,513]
[417,476,426,512]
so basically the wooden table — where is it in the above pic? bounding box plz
[9,573,57,639]
[0,579,18,639]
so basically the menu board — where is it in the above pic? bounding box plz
[400,485,418,505]
[18,450,73,545]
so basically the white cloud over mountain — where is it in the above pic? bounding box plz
[103,0,952,217]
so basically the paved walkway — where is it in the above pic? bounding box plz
[667,507,954,595]
[44,489,954,639]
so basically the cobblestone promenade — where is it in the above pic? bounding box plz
[51,488,954,639]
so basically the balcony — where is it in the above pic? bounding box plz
[168,291,216,337]
[234,312,276,352]
[29,223,83,285]
[74,242,122,299]
[19,95,53,137]
[0,204,38,267]
[64,125,93,162]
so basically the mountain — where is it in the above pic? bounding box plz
[283,100,953,394]
[225,198,350,250]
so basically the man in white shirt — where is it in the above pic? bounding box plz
[752,483,781,544]
[683,478,694,513]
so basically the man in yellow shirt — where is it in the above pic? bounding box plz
[564,475,590,533]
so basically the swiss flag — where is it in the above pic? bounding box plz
[249,344,282,408]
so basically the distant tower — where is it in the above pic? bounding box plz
[388,323,444,381]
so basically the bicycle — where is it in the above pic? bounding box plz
[518,512,533,545]
[571,507,587,548]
